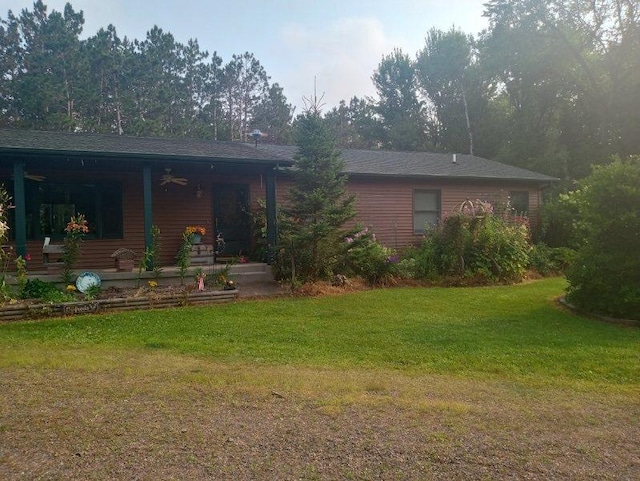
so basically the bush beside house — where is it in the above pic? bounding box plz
[565,157,640,320]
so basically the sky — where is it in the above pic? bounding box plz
[0,0,489,113]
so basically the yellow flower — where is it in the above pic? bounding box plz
[148,280,158,288]
[185,225,206,235]
[66,285,76,291]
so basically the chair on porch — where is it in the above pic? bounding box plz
[41,237,65,274]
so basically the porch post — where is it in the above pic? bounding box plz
[12,160,27,257]
[143,164,153,270]
[265,166,277,264]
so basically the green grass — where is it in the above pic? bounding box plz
[1,278,638,389]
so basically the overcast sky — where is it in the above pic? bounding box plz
[1,0,489,112]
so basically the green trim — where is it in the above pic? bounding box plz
[265,167,277,264]
[12,160,26,256]
[143,165,153,271]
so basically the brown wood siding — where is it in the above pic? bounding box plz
[276,175,543,250]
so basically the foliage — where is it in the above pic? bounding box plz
[341,227,397,285]
[566,157,640,319]
[372,48,428,151]
[0,184,9,243]
[176,231,194,284]
[415,209,531,284]
[138,225,162,285]
[14,255,28,294]
[252,83,295,144]
[324,97,383,149]
[210,264,232,289]
[536,187,585,249]
[62,213,89,284]
[276,109,356,284]
[83,284,101,301]
[21,278,74,303]
[245,198,277,261]
[416,27,483,155]
[528,243,576,276]
[0,2,294,140]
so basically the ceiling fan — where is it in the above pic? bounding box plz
[160,168,188,186]
[24,171,46,182]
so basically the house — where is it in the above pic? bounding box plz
[0,129,289,272]
[254,145,558,249]
[0,129,556,274]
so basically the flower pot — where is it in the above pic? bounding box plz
[192,233,202,244]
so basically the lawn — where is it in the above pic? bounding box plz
[1,277,638,479]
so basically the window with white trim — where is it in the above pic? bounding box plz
[413,189,441,234]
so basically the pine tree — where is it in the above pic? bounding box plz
[280,108,356,283]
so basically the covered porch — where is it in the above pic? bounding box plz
[0,130,291,281]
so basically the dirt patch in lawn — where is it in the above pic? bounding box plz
[1,350,638,480]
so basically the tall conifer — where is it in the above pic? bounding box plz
[281,108,356,282]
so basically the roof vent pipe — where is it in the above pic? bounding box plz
[452,153,457,164]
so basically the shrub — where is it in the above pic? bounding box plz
[529,243,576,275]
[414,210,531,284]
[21,279,74,303]
[537,189,585,249]
[566,157,640,319]
[394,256,418,279]
[342,227,397,285]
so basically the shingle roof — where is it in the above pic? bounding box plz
[0,129,557,183]
[0,129,290,164]
[254,144,558,183]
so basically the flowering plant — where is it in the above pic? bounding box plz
[65,214,89,236]
[62,214,89,284]
[185,225,206,235]
[344,227,397,285]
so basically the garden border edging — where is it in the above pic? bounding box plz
[0,289,239,322]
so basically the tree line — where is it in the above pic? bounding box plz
[325,0,640,181]
[1,1,639,181]
[0,0,295,143]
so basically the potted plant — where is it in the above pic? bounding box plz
[184,225,206,244]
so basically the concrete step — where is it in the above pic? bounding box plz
[227,263,274,284]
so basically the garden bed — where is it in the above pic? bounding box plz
[0,287,238,322]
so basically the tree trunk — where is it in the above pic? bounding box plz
[459,76,474,156]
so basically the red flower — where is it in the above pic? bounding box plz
[24,253,31,261]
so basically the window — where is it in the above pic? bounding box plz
[510,191,529,216]
[21,181,123,240]
[413,189,441,234]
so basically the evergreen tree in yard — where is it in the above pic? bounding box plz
[280,108,356,283]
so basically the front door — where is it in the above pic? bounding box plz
[213,184,251,257]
